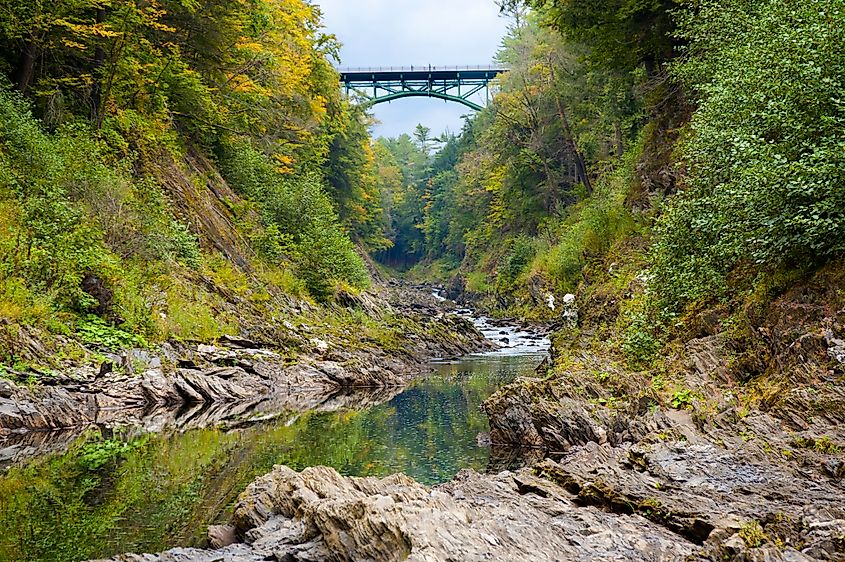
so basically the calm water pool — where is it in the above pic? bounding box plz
[0,318,547,562]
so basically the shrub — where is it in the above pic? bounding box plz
[652,0,845,310]
[0,87,115,312]
[542,155,638,293]
[0,87,203,326]
[497,235,536,290]
[76,315,147,351]
[622,311,662,369]
[216,138,369,300]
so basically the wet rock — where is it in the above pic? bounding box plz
[0,385,93,432]
[2,385,405,469]
[482,372,646,451]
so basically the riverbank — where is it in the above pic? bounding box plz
[0,288,554,561]
[0,284,492,454]
[476,260,845,559]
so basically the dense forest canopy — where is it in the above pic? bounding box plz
[0,0,843,366]
[370,0,844,362]
[0,0,392,350]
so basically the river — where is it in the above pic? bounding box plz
[0,311,548,562]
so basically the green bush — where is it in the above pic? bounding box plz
[497,235,536,290]
[76,315,148,351]
[0,87,204,323]
[651,0,845,310]
[0,87,115,312]
[542,156,638,293]
[216,138,369,300]
[622,311,662,369]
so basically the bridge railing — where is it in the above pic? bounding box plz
[337,65,507,73]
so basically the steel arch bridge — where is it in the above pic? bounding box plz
[339,66,507,111]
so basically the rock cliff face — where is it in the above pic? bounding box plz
[480,266,845,560]
[101,464,696,562]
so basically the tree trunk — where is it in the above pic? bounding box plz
[615,120,624,159]
[17,41,37,93]
[554,96,593,195]
[547,62,593,195]
[644,57,658,79]
[90,7,107,125]
[541,158,557,214]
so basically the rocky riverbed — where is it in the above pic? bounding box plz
[92,298,845,562]
[102,464,694,562]
[477,289,845,560]
[6,280,845,561]
[98,423,844,562]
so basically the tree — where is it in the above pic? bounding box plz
[499,0,678,74]
[413,124,433,156]
[651,0,845,308]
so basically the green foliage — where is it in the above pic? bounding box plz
[739,520,768,548]
[0,86,208,341]
[0,0,383,332]
[76,315,147,351]
[508,0,678,73]
[791,435,841,455]
[465,270,492,294]
[622,311,662,369]
[79,438,140,471]
[497,236,536,290]
[374,132,433,265]
[814,436,840,455]
[651,0,845,310]
[541,150,640,294]
[670,388,695,410]
[325,103,391,251]
[216,138,369,300]
[0,88,114,312]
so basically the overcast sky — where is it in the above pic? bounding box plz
[313,0,510,139]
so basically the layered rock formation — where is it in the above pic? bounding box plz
[102,464,696,562]
[479,271,845,560]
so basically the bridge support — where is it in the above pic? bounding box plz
[339,67,506,111]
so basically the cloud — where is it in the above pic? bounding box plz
[313,0,509,138]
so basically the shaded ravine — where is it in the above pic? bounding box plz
[0,312,548,562]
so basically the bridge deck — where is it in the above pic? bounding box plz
[340,67,506,84]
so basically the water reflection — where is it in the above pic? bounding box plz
[0,353,544,562]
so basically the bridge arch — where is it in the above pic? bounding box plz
[370,90,483,111]
[339,66,506,111]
